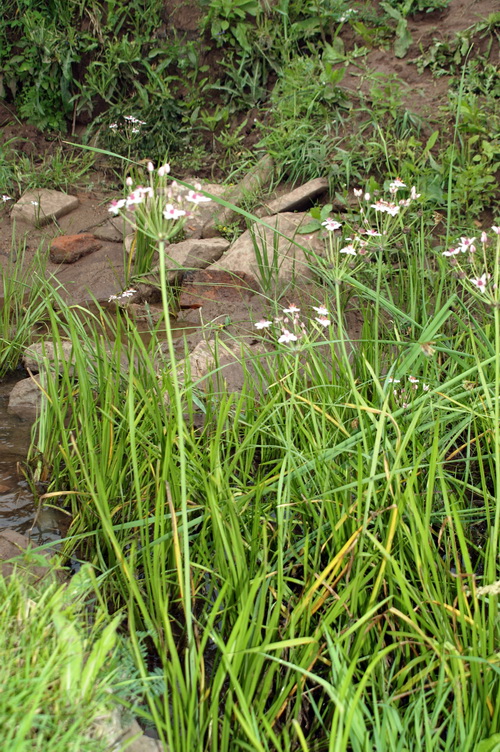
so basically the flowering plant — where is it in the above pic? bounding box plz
[107,160,211,279]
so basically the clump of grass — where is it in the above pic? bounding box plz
[0,563,123,751]
[20,165,500,750]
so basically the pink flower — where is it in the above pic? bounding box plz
[389,177,406,194]
[322,218,342,232]
[442,247,460,257]
[163,204,186,220]
[340,244,356,255]
[364,228,382,237]
[278,329,298,344]
[254,319,272,329]
[312,305,329,315]
[371,200,400,216]
[459,236,476,253]
[186,190,211,204]
[469,274,489,292]
[315,316,331,327]
[399,199,411,207]
[481,231,488,244]
[108,198,126,215]
[283,304,300,314]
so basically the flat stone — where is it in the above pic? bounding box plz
[209,212,324,290]
[0,529,58,582]
[22,340,74,375]
[11,189,79,227]
[93,218,124,242]
[161,337,269,402]
[202,155,274,238]
[7,376,43,421]
[178,269,258,309]
[182,182,228,239]
[50,233,102,264]
[255,177,329,217]
[151,237,230,283]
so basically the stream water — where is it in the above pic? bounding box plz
[0,374,63,544]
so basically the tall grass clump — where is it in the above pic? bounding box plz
[24,160,500,750]
[0,563,123,751]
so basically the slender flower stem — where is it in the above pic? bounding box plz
[158,238,195,669]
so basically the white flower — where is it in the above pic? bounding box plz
[125,176,133,187]
[469,274,489,292]
[408,375,419,384]
[2,195,12,201]
[481,231,488,244]
[163,204,186,220]
[364,228,381,237]
[340,244,356,255]
[442,247,460,257]
[315,316,331,327]
[283,304,300,314]
[108,199,126,215]
[126,190,144,209]
[186,189,211,204]
[353,188,363,197]
[364,192,371,201]
[322,218,342,232]
[371,200,399,216]
[254,319,272,329]
[388,377,400,383]
[410,186,421,200]
[108,123,118,129]
[422,383,430,391]
[312,305,329,315]
[147,161,154,172]
[492,226,500,235]
[157,164,171,177]
[278,329,298,344]
[389,178,406,193]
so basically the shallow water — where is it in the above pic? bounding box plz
[0,374,63,544]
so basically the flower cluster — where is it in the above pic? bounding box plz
[254,303,332,347]
[108,288,137,303]
[441,226,500,301]
[318,178,422,262]
[107,163,211,232]
[388,374,430,409]
[109,115,147,135]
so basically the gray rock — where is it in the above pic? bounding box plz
[183,182,228,239]
[160,337,269,402]
[0,529,61,582]
[113,719,165,751]
[152,237,230,283]
[93,218,124,242]
[202,155,274,238]
[209,212,324,290]
[22,340,74,375]
[7,376,43,420]
[255,177,329,217]
[11,189,79,227]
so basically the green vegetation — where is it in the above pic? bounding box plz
[1,0,500,749]
[0,564,123,751]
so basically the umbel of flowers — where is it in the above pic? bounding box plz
[107,161,211,279]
